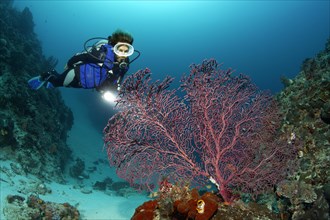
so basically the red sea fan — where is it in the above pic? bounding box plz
[104,59,298,202]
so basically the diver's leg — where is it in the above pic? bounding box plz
[27,69,59,90]
[63,69,75,86]
[41,70,63,87]
[28,69,80,90]
[47,69,79,87]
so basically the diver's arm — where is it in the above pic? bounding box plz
[116,67,129,90]
[66,52,100,68]
[66,47,106,68]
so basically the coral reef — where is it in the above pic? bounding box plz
[3,194,79,220]
[132,180,280,220]
[0,1,73,183]
[276,180,329,219]
[276,38,330,219]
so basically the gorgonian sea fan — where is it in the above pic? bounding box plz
[104,59,298,202]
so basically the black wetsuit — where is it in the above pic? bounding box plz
[46,46,129,90]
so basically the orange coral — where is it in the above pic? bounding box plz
[176,198,198,216]
[131,210,155,220]
[132,186,219,220]
[190,188,200,200]
[131,200,158,220]
[195,192,219,220]
[173,189,219,220]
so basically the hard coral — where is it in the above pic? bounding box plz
[277,180,317,204]
[4,194,79,220]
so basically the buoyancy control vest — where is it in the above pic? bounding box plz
[79,44,114,89]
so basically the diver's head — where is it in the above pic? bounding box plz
[108,29,134,68]
[108,29,134,46]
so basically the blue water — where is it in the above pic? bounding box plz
[13,1,329,93]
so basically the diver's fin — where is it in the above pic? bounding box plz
[27,76,46,90]
[46,82,54,89]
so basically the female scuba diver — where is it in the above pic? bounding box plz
[28,29,140,98]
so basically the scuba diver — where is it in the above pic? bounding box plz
[28,29,140,97]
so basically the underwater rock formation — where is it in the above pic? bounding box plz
[0,1,73,182]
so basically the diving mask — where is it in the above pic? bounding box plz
[113,42,134,57]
